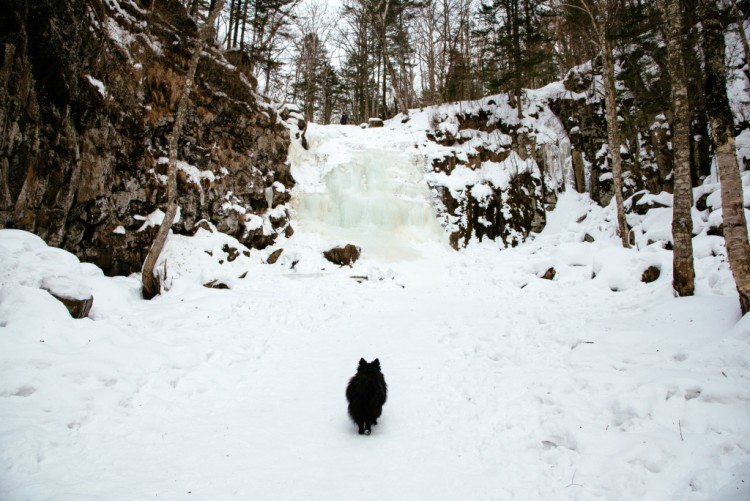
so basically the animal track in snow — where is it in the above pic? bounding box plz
[685,388,702,400]
[4,385,36,397]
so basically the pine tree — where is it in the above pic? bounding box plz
[473,0,556,113]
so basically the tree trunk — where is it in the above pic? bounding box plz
[382,48,388,117]
[379,31,408,117]
[227,0,235,49]
[358,0,409,118]
[511,0,523,119]
[572,148,585,193]
[659,0,695,296]
[732,0,750,78]
[702,0,750,314]
[599,33,630,248]
[240,0,248,51]
[232,0,243,48]
[141,0,227,300]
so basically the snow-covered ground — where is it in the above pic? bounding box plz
[2,122,750,500]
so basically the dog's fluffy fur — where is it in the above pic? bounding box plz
[346,358,388,435]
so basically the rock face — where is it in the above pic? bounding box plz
[424,102,548,249]
[433,169,545,249]
[0,0,292,276]
[422,41,708,249]
[323,244,361,267]
[548,54,712,208]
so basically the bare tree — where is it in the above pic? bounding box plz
[657,0,695,296]
[413,0,440,104]
[337,1,375,122]
[142,0,227,299]
[701,0,750,314]
[291,0,337,122]
[573,0,629,247]
[356,0,410,117]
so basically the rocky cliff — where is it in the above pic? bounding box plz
[420,93,563,249]
[419,39,724,249]
[0,0,292,276]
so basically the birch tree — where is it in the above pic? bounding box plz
[575,0,629,247]
[657,0,695,296]
[701,0,750,314]
[142,0,227,299]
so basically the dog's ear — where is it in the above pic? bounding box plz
[373,358,380,367]
[359,358,367,366]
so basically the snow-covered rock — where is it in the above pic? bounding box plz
[0,230,93,318]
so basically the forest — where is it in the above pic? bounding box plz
[186,0,750,314]
[204,0,729,124]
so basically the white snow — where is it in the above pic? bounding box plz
[2,121,750,501]
[84,74,108,99]
[0,230,92,303]
[134,208,165,231]
[157,157,217,186]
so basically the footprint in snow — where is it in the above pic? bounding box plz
[1,385,36,397]
[684,387,702,400]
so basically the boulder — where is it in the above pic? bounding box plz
[266,248,283,264]
[48,292,94,319]
[641,266,661,284]
[707,223,724,237]
[695,192,710,212]
[368,118,384,128]
[323,244,361,267]
[563,65,594,93]
[203,280,230,289]
[223,244,240,262]
[0,232,95,318]
[540,267,556,280]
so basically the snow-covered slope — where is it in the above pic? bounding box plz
[2,173,749,500]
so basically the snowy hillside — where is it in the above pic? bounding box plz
[2,114,750,499]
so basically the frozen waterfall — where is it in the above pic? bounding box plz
[290,125,448,260]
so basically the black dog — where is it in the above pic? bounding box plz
[346,358,387,435]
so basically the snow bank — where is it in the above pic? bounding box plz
[1,184,750,499]
[0,230,92,304]
[4,101,750,501]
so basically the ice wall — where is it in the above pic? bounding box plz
[292,130,448,260]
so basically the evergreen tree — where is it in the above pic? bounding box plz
[473,0,556,115]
